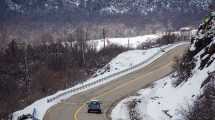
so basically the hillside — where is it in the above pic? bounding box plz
[3,0,211,16]
[1,0,213,27]
[1,0,212,49]
[111,11,215,120]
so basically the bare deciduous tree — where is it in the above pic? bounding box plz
[0,23,9,50]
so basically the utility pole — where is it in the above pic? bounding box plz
[82,27,88,66]
[127,38,130,49]
[77,27,86,66]
[102,28,106,49]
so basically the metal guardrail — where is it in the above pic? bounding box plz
[46,46,171,103]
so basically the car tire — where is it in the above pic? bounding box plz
[98,110,102,114]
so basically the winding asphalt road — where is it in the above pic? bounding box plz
[44,44,188,120]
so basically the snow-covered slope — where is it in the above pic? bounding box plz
[4,0,212,15]
[112,72,213,120]
[1,0,212,19]
[102,0,211,15]
[94,47,164,77]
[111,12,215,120]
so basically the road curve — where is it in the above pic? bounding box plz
[44,44,188,120]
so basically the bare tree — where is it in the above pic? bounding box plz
[23,42,31,105]
[76,27,87,66]
[40,33,54,44]
[0,23,9,50]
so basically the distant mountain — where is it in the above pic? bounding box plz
[2,0,212,18]
[0,0,213,32]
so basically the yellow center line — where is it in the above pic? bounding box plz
[73,61,173,120]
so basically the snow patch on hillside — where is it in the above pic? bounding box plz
[111,69,211,120]
[111,98,132,120]
[94,48,161,77]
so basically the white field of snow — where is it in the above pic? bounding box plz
[88,34,162,50]
[64,30,196,51]
[111,45,215,120]
[12,42,187,120]
[61,34,162,50]
[89,30,197,51]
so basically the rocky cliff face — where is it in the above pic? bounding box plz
[189,12,215,69]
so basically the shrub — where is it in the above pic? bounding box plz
[157,32,182,45]
[172,51,196,87]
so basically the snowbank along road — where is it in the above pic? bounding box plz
[44,44,188,120]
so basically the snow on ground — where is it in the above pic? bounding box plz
[61,34,161,50]
[111,97,132,120]
[111,74,196,120]
[93,48,162,77]
[64,30,196,51]
[90,30,197,51]
[111,48,215,120]
[12,42,187,120]
[89,34,162,50]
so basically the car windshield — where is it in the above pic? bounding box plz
[88,101,100,109]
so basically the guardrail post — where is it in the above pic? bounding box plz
[32,108,37,120]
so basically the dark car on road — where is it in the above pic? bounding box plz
[87,100,102,114]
